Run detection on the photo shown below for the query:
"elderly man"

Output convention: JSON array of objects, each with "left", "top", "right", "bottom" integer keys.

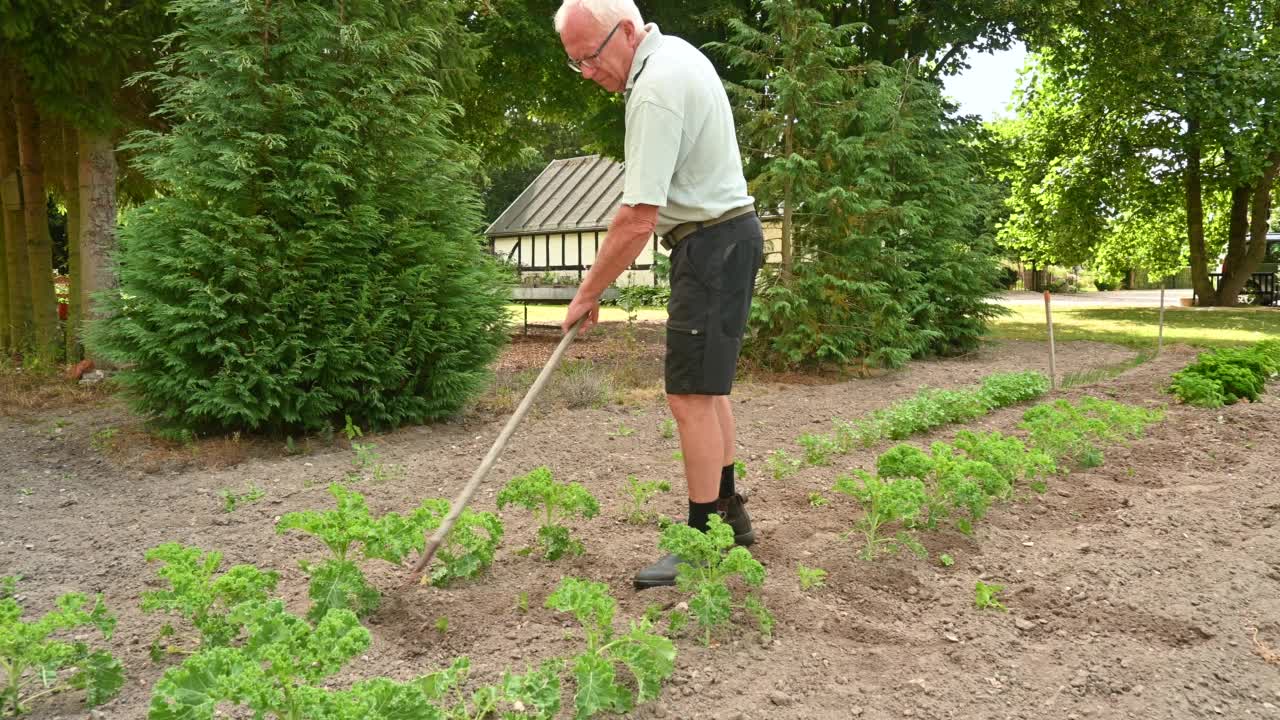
[{"left": 554, "top": 0, "right": 764, "bottom": 588}]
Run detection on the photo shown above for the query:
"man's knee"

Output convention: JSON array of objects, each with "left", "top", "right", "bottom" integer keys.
[{"left": 667, "top": 393, "right": 715, "bottom": 424}]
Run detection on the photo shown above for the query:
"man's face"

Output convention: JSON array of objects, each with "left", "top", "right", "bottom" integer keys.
[{"left": 559, "top": 6, "right": 637, "bottom": 94}]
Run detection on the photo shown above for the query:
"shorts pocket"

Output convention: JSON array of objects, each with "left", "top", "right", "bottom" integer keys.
[{"left": 665, "top": 323, "right": 707, "bottom": 395}]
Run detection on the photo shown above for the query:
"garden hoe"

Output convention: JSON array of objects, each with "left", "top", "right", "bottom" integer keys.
[{"left": 403, "top": 315, "right": 586, "bottom": 587}]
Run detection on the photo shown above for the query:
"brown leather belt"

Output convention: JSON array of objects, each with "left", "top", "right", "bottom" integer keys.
[{"left": 660, "top": 204, "right": 756, "bottom": 251}]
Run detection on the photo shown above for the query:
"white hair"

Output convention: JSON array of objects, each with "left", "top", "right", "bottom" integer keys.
[{"left": 554, "top": 0, "right": 643, "bottom": 34}]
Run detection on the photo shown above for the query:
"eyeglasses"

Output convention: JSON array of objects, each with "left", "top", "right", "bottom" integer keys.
[{"left": 567, "top": 21, "right": 622, "bottom": 73}]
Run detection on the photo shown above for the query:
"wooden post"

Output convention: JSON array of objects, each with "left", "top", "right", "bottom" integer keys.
[
  {"left": 1157, "top": 282, "right": 1166, "bottom": 354},
  {"left": 1044, "top": 290, "right": 1057, "bottom": 390}
]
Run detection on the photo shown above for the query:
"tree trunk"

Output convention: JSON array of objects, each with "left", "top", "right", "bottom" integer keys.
[
  {"left": 78, "top": 129, "right": 118, "bottom": 368},
  {"left": 0, "top": 63, "right": 32, "bottom": 351},
  {"left": 12, "top": 70, "right": 59, "bottom": 361},
  {"left": 0, "top": 200, "right": 8, "bottom": 353},
  {"left": 1183, "top": 122, "right": 1215, "bottom": 305},
  {"left": 62, "top": 125, "right": 80, "bottom": 362},
  {"left": 781, "top": 112, "right": 793, "bottom": 279},
  {"left": 1215, "top": 152, "right": 1280, "bottom": 305}
]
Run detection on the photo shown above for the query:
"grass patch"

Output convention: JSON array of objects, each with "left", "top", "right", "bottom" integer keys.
[
  {"left": 506, "top": 304, "right": 668, "bottom": 327},
  {"left": 1060, "top": 350, "right": 1155, "bottom": 388},
  {"left": 0, "top": 366, "right": 113, "bottom": 417},
  {"left": 988, "top": 305, "right": 1280, "bottom": 349}
]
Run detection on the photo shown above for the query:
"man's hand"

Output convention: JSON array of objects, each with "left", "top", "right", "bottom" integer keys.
[{"left": 563, "top": 292, "right": 600, "bottom": 335}]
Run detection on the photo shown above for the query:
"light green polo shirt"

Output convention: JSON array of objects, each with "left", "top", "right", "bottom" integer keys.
[{"left": 621, "top": 24, "right": 753, "bottom": 237}]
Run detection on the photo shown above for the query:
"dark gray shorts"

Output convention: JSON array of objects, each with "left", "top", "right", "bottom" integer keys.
[{"left": 664, "top": 213, "right": 764, "bottom": 395}]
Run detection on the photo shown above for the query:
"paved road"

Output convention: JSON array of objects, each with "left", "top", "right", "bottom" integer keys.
[{"left": 998, "top": 289, "right": 1195, "bottom": 307}]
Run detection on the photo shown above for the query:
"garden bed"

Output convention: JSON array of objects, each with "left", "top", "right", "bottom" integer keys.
[{"left": 2, "top": 337, "right": 1278, "bottom": 719}]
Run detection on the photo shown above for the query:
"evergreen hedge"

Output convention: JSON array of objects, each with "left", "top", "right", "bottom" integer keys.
[{"left": 90, "top": 0, "right": 508, "bottom": 434}]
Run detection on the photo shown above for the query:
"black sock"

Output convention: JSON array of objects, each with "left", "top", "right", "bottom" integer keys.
[
  {"left": 688, "top": 499, "right": 718, "bottom": 532},
  {"left": 719, "top": 463, "right": 736, "bottom": 498}
]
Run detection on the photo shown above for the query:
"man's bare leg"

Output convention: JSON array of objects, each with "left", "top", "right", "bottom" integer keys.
[
  {"left": 667, "top": 393, "right": 721, "bottom": 503},
  {"left": 713, "top": 395, "right": 735, "bottom": 469}
]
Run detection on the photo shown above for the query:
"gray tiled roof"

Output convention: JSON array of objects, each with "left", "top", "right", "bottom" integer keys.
[{"left": 485, "top": 155, "right": 623, "bottom": 238}]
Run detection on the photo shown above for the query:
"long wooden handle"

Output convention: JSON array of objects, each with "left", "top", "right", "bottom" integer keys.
[{"left": 406, "top": 317, "right": 585, "bottom": 583}]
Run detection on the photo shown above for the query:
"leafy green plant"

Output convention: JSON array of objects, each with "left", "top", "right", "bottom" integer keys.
[
  {"left": 951, "top": 430, "right": 1056, "bottom": 490},
  {"left": 658, "top": 418, "right": 676, "bottom": 439},
  {"left": 939, "top": 553, "right": 955, "bottom": 567},
  {"left": 1170, "top": 341, "right": 1280, "bottom": 407},
  {"left": 1, "top": 576, "right": 123, "bottom": 716},
  {"left": 832, "top": 470, "right": 927, "bottom": 560},
  {"left": 658, "top": 516, "right": 770, "bottom": 644},
  {"left": 797, "top": 432, "right": 838, "bottom": 465},
  {"left": 608, "top": 423, "right": 635, "bottom": 438},
  {"left": 219, "top": 484, "right": 265, "bottom": 513},
  {"left": 415, "top": 656, "right": 563, "bottom": 720},
  {"left": 807, "top": 492, "right": 829, "bottom": 508},
  {"left": 148, "top": 600, "right": 461, "bottom": 719},
  {"left": 496, "top": 467, "right": 599, "bottom": 560},
  {"left": 278, "top": 484, "right": 502, "bottom": 620},
  {"left": 343, "top": 416, "right": 400, "bottom": 482},
  {"left": 974, "top": 580, "right": 1007, "bottom": 611},
  {"left": 1020, "top": 398, "right": 1163, "bottom": 469},
  {"left": 767, "top": 449, "right": 802, "bottom": 480},
  {"left": 435, "top": 617, "right": 449, "bottom": 634},
  {"left": 975, "top": 371, "right": 1052, "bottom": 409},
  {"left": 876, "top": 443, "right": 1008, "bottom": 534},
  {"left": 141, "top": 544, "right": 279, "bottom": 657},
  {"left": 733, "top": 459, "right": 747, "bottom": 480},
  {"left": 624, "top": 476, "right": 670, "bottom": 525},
  {"left": 796, "top": 565, "right": 827, "bottom": 591},
  {"left": 545, "top": 577, "right": 676, "bottom": 718},
  {"left": 89, "top": 427, "right": 117, "bottom": 453}
]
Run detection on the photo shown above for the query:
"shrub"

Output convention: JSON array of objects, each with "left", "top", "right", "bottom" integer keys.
[{"left": 89, "top": 0, "right": 509, "bottom": 435}]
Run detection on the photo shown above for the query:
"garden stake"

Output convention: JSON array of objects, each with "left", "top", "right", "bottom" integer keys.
[
  {"left": 1158, "top": 283, "right": 1166, "bottom": 354},
  {"left": 405, "top": 315, "right": 586, "bottom": 585},
  {"left": 1044, "top": 290, "right": 1057, "bottom": 389}
]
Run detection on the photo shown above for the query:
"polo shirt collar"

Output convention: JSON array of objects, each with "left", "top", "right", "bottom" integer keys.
[{"left": 626, "top": 23, "right": 663, "bottom": 93}]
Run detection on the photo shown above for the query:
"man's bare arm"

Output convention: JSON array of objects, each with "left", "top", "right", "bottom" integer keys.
[{"left": 562, "top": 203, "right": 659, "bottom": 332}]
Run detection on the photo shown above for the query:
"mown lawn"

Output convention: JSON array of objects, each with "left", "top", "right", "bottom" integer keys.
[{"left": 986, "top": 305, "right": 1280, "bottom": 349}]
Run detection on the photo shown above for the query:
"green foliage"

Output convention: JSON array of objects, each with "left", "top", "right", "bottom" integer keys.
[
  {"left": 496, "top": 467, "right": 599, "bottom": 560},
  {"left": 658, "top": 516, "right": 769, "bottom": 645},
  {"left": 278, "top": 485, "right": 502, "bottom": 620},
  {"left": 825, "top": 371, "right": 1049, "bottom": 453},
  {"left": 877, "top": 443, "right": 1008, "bottom": 533},
  {"left": 832, "top": 471, "right": 928, "bottom": 561},
  {"left": 624, "top": 477, "right": 670, "bottom": 525},
  {"left": 974, "top": 581, "right": 1007, "bottom": 611},
  {"left": 766, "top": 450, "right": 802, "bottom": 480},
  {"left": 1020, "top": 398, "right": 1163, "bottom": 469},
  {"left": 796, "top": 565, "right": 827, "bottom": 591},
  {"left": 1170, "top": 340, "right": 1280, "bottom": 407},
  {"left": 939, "top": 553, "right": 955, "bottom": 567},
  {"left": 219, "top": 484, "right": 264, "bottom": 513},
  {"left": 997, "top": 2, "right": 1279, "bottom": 302},
  {"left": 545, "top": 578, "right": 676, "bottom": 719},
  {"left": 807, "top": 492, "right": 829, "bottom": 508},
  {"left": 89, "top": 0, "right": 510, "bottom": 435},
  {"left": 951, "top": 430, "right": 1057, "bottom": 489},
  {"left": 658, "top": 418, "right": 675, "bottom": 440},
  {"left": 0, "top": 577, "right": 123, "bottom": 716},
  {"left": 141, "top": 544, "right": 279, "bottom": 653},
  {"left": 797, "top": 433, "right": 838, "bottom": 466},
  {"left": 714, "top": 3, "right": 1004, "bottom": 370}
]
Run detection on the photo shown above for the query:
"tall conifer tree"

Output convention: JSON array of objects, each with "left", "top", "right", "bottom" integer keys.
[{"left": 90, "top": 0, "right": 509, "bottom": 434}]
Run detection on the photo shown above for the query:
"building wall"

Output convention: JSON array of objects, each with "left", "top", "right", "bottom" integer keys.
[{"left": 489, "top": 218, "right": 784, "bottom": 288}]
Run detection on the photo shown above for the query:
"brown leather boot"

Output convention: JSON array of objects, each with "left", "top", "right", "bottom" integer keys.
[{"left": 717, "top": 493, "right": 755, "bottom": 546}]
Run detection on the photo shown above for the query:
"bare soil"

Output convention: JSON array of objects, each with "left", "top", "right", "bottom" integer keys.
[{"left": 2, "top": 331, "right": 1278, "bottom": 720}]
